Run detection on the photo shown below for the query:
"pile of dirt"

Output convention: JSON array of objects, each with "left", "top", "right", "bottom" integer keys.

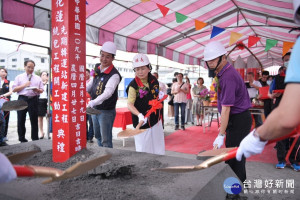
[{"left": 2, "top": 140, "right": 227, "bottom": 200}]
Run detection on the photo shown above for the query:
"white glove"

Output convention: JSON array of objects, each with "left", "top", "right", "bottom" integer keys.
[
  {"left": 87, "top": 100, "right": 95, "bottom": 108},
  {"left": 138, "top": 113, "right": 147, "bottom": 126},
  {"left": 0, "top": 153, "right": 17, "bottom": 183},
  {"left": 236, "top": 130, "right": 268, "bottom": 161},
  {"left": 158, "top": 91, "right": 165, "bottom": 100},
  {"left": 213, "top": 134, "right": 225, "bottom": 149}
]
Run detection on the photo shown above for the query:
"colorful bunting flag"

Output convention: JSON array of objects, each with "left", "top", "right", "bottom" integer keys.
[
  {"left": 210, "top": 26, "right": 225, "bottom": 39},
  {"left": 265, "top": 39, "right": 278, "bottom": 52},
  {"left": 195, "top": 20, "right": 207, "bottom": 31},
  {"left": 282, "top": 41, "right": 295, "bottom": 56},
  {"left": 248, "top": 36, "right": 260, "bottom": 48},
  {"left": 175, "top": 12, "right": 188, "bottom": 23},
  {"left": 156, "top": 4, "right": 169, "bottom": 17},
  {"left": 237, "top": 41, "right": 245, "bottom": 50},
  {"left": 229, "top": 32, "right": 243, "bottom": 46}
]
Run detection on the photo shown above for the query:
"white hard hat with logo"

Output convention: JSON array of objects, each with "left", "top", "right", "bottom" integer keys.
[
  {"left": 294, "top": 0, "right": 300, "bottom": 24},
  {"left": 101, "top": 41, "right": 117, "bottom": 55},
  {"left": 203, "top": 41, "right": 227, "bottom": 61},
  {"left": 132, "top": 54, "right": 150, "bottom": 69}
]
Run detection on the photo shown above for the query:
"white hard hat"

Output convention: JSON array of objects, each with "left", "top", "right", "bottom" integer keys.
[
  {"left": 203, "top": 41, "right": 227, "bottom": 61},
  {"left": 293, "top": 0, "right": 300, "bottom": 24},
  {"left": 101, "top": 41, "right": 117, "bottom": 55},
  {"left": 132, "top": 54, "right": 150, "bottom": 69}
]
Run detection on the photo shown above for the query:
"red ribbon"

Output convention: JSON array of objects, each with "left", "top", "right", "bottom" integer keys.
[{"left": 145, "top": 95, "right": 168, "bottom": 118}]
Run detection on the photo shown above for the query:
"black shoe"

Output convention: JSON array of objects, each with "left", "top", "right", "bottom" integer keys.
[
  {"left": 39, "top": 136, "right": 44, "bottom": 139},
  {"left": 181, "top": 126, "right": 185, "bottom": 130},
  {"left": 0, "top": 142, "right": 8, "bottom": 146},
  {"left": 175, "top": 125, "right": 179, "bottom": 130},
  {"left": 87, "top": 139, "right": 94, "bottom": 143},
  {"left": 20, "top": 139, "right": 28, "bottom": 143}
]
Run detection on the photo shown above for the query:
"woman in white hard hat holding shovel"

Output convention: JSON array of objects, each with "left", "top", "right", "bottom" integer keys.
[
  {"left": 237, "top": 0, "right": 300, "bottom": 172},
  {"left": 126, "top": 54, "right": 165, "bottom": 155}
]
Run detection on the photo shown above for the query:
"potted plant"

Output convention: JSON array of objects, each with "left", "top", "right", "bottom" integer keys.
[{"left": 199, "top": 88, "right": 215, "bottom": 106}]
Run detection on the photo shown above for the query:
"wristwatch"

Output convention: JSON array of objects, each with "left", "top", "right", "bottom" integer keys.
[{"left": 219, "top": 133, "right": 225, "bottom": 136}]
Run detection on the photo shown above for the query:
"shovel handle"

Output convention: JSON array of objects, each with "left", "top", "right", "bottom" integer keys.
[
  {"left": 14, "top": 165, "right": 35, "bottom": 177},
  {"left": 136, "top": 120, "right": 144, "bottom": 130},
  {"left": 222, "top": 128, "right": 299, "bottom": 162}
]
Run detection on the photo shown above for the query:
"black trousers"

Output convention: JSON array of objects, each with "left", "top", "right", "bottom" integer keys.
[
  {"left": 225, "top": 110, "right": 252, "bottom": 182},
  {"left": 263, "top": 99, "right": 272, "bottom": 118},
  {"left": 3, "top": 111, "right": 10, "bottom": 137},
  {"left": 17, "top": 95, "right": 39, "bottom": 141},
  {"left": 276, "top": 137, "right": 300, "bottom": 164}
]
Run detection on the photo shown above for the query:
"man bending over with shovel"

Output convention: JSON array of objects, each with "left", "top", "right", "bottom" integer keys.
[{"left": 204, "top": 41, "right": 252, "bottom": 183}]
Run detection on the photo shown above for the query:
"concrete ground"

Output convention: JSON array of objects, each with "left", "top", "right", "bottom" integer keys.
[{"left": 1, "top": 98, "right": 299, "bottom": 199}]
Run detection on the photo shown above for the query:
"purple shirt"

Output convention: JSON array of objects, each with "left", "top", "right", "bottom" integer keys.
[
  {"left": 12, "top": 73, "right": 43, "bottom": 96},
  {"left": 217, "top": 63, "right": 251, "bottom": 115}
]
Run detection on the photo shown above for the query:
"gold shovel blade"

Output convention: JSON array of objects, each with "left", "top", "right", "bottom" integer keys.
[
  {"left": 7, "top": 149, "right": 41, "bottom": 164},
  {"left": 153, "top": 165, "right": 205, "bottom": 173},
  {"left": 197, "top": 147, "right": 236, "bottom": 157},
  {"left": 117, "top": 129, "right": 146, "bottom": 138},
  {"left": 43, "top": 154, "right": 112, "bottom": 184},
  {"left": 2, "top": 100, "right": 28, "bottom": 111},
  {"left": 154, "top": 152, "right": 228, "bottom": 173},
  {"left": 86, "top": 107, "right": 101, "bottom": 115}
]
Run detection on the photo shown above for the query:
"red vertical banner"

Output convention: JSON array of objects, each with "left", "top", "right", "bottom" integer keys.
[
  {"left": 51, "top": 0, "right": 86, "bottom": 162},
  {"left": 236, "top": 68, "right": 245, "bottom": 81}
]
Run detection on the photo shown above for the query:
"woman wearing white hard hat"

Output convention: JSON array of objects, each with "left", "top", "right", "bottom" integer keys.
[
  {"left": 204, "top": 40, "right": 252, "bottom": 183},
  {"left": 237, "top": 0, "right": 300, "bottom": 172},
  {"left": 86, "top": 41, "right": 122, "bottom": 148},
  {"left": 126, "top": 54, "right": 165, "bottom": 155}
]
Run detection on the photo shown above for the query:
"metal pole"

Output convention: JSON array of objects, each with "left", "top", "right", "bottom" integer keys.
[{"left": 47, "top": 11, "right": 52, "bottom": 140}]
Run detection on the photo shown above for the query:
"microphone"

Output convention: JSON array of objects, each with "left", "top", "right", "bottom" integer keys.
[{"left": 27, "top": 74, "right": 32, "bottom": 88}]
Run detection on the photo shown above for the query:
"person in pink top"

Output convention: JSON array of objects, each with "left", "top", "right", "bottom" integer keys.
[
  {"left": 12, "top": 60, "right": 43, "bottom": 143},
  {"left": 171, "top": 73, "right": 189, "bottom": 130},
  {"left": 185, "top": 77, "right": 194, "bottom": 125}
]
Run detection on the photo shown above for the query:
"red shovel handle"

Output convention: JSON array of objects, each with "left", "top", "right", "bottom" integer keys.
[
  {"left": 222, "top": 128, "right": 299, "bottom": 162},
  {"left": 223, "top": 148, "right": 238, "bottom": 161},
  {"left": 14, "top": 165, "right": 35, "bottom": 177}
]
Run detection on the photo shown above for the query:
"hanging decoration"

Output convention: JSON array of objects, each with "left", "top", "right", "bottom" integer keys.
[
  {"left": 210, "top": 26, "right": 225, "bottom": 39},
  {"left": 265, "top": 39, "right": 278, "bottom": 52},
  {"left": 156, "top": 4, "right": 169, "bottom": 17},
  {"left": 282, "top": 41, "right": 295, "bottom": 56},
  {"left": 236, "top": 41, "right": 245, "bottom": 50},
  {"left": 195, "top": 20, "right": 207, "bottom": 31},
  {"left": 175, "top": 12, "right": 188, "bottom": 23},
  {"left": 229, "top": 32, "right": 243, "bottom": 46},
  {"left": 248, "top": 36, "right": 261, "bottom": 48},
  {"left": 147, "top": 1, "right": 295, "bottom": 53}
]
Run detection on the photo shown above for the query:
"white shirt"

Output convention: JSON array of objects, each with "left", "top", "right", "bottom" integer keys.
[
  {"left": 39, "top": 83, "right": 48, "bottom": 99},
  {"left": 158, "top": 81, "right": 167, "bottom": 95},
  {"left": 247, "top": 80, "right": 262, "bottom": 98},
  {"left": 86, "top": 66, "right": 120, "bottom": 107}
]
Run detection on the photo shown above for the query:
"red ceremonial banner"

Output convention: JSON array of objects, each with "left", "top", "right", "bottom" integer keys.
[{"left": 51, "top": 0, "right": 86, "bottom": 162}]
